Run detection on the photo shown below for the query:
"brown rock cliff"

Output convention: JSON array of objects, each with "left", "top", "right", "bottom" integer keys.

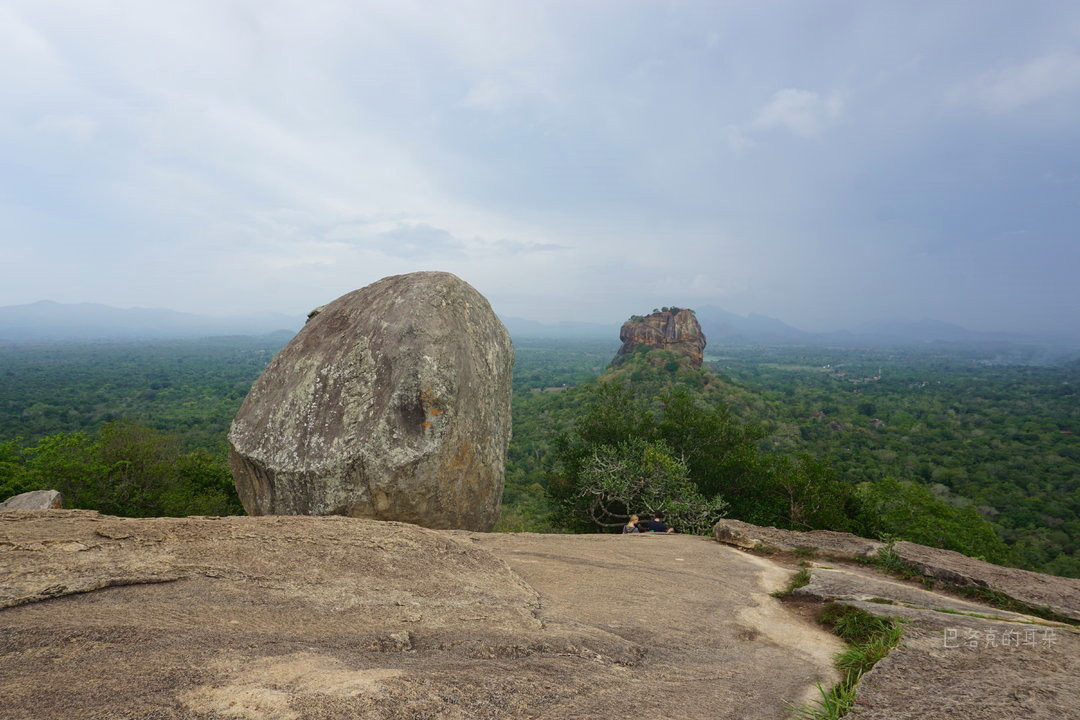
[{"left": 615, "top": 308, "right": 706, "bottom": 367}]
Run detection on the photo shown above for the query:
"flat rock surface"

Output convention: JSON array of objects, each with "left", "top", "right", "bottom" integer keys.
[
  {"left": 469, "top": 532, "right": 843, "bottom": 719},
  {"left": 713, "top": 519, "right": 1080, "bottom": 621},
  {"left": 845, "top": 602, "right": 1080, "bottom": 719},
  {"left": 792, "top": 566, "right": 1037, "bottom": 623},
  {"left": 891, "top": 541, "right": 1080, "bottom": 622},
  {"left": 1, "top": 510, "right": 841, "bottom": 720}
]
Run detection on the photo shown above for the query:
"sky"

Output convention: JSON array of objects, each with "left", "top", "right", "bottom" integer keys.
[{"left": 2, "top": 1, "right": 1079, "bottom": 334}]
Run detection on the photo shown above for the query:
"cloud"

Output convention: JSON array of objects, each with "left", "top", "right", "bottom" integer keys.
[
  {"left": 487, "top": 239, "right": 569, "bottom": 255},
  {"left": 751, "top": 88, "right": 845, "bottom": 138},
  {"left": 0, "top": 5, "right": 56, "bottom": 65},
  {"left": 35, "top": 114, "right": 99, "bottom": 144},
  {"left": 2, "top": 1, "right": 1079, "bottom": 336},
  {"left": 460, "top": 76, "right": 558, "bottom": 111},
  {"left": 371, "top": 223, "right": 464, "bottom": 258},
  {"left": 952, "top": 53, "right": 1080, "bottom": 112}
]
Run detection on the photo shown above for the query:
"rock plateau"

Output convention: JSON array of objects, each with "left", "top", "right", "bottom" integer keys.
[
  {"left": 615, "top": 308, "right": 706, "bottom": 367},
  {"left": 2, "top": 510, "right": 1078, "bottom": 719},
  {"left": 228, "top": 271, "right": 513, "bottom": 531}
]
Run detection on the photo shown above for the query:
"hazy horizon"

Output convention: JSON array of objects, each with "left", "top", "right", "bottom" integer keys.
[{"left": 4, "top": 2, "right": 1079, "bottom": 336}]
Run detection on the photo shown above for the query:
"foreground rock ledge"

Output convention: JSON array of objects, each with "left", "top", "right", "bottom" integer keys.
[
  {"left": 713, "top": 518, "right": 1080, "bottom": 622},
  {"left": 228, "top": 271, "right": 513, "bottom": 531},
  {"left": 0, "top": 510, "right": 841, "bottom": 720}
]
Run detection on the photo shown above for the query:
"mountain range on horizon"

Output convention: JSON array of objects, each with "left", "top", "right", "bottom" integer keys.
[
  {"left": 0, "top": 299, "right": 1076, "bottom": 350},
  {"left": 0, "top": 300, "right": 305, "bottom": 342}
]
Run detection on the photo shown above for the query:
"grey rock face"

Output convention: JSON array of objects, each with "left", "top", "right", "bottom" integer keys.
[
  {"left": 228, "top": 271, "right": 513, "bottom": 531},
  {"left": 0, "top": 490, "right": 62, "bottom": 510}
]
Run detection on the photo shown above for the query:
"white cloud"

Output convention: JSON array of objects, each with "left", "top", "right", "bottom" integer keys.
[
  {"left": 460, "top": 76, "right": 558, "bottom": 111},
  {"left": 752, "top": 88, "right": 845, "bottom": 138},
  {"left": 0, "top": 5, "right": 56, "bottom": 65},
  {"left": 35, "top": 114, "right": 99, "bottom": 143},
  {"left": 953, "top": 53, "right": 1080, "bottom": 112},
  {"left": 2, "top": 1, "right": 1078, "bottom": 333}
]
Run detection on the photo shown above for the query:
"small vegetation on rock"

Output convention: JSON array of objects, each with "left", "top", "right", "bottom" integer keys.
[
  {"left": 771, "top": 567, "right": 812, "bottom": 598},
  {"left": 790, "top": 603, "right": 904, "bottom": 720}
]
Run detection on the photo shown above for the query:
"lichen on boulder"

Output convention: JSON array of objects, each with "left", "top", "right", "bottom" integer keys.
[{"left": 228, "top": 271, "right": 513, "bottom": 531}]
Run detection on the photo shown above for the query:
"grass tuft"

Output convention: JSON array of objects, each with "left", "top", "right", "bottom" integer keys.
[
  {"left": 862, "top": 543, "right": 924, "bottom": 581},
  {"left": 771, "top": 568, "right": 812, "bottom": 598},
  {"left": 786, "top": 603, "right": 904, "bottom": 719},
  {"left": 789, "top": 681, "right": 857, "bottom": 720}
]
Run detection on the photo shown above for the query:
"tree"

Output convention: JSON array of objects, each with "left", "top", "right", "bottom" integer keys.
[
  {"left": 853, "top": 478, "right": 1009, "bottom": 563},
  {"left": 2, "top": 422, "right": 243, "bottom": 517},
  {"left": 655, "top": 387, "right": 766, "bottom": 502},
  {"left": 576, "top": 439, "right": 727, "bottom": 534}
]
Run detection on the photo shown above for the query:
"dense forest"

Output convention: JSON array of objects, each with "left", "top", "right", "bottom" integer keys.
[{"left": 1, "top": 335, "right": 1077, "bottom": 578}]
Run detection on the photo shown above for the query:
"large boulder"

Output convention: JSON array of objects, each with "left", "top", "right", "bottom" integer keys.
[
  {"left": 614, "top": 308, "right": 706, "bottom": 367},
  {"left": 0, "top": 489, "right": 62, "bottom": 510},
  {"left": 228, "top": 271, "right": 513, "bottom": 531}
]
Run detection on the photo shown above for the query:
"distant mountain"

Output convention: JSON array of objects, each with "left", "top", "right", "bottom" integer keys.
[
  {"left": 696, "top": 308, "right": 1076, "bottom": 349},
  {"left": 4, "top": 300, "right": 1073, "bottom": 352},
  {"left": 693, "top": 306, "right": 811, "bottom": 344},
  {"left": 503, "top": 308, "right": 811, "bottom": 344},
  {"left": 0, "top": 301, "right": 304, "bottom": 342},
  {"left": 500, "top": 316, "right": 615, "bottom": 340},
  {"left": 847, "top": 318, "right": 1031, "bottom": 344}
]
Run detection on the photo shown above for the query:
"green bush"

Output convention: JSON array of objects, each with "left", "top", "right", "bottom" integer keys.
[
  {"left": 0, "top": 421, "right": 243, "bottom": 517},
  {"left": 853, "top": 478, "right": 1010, "bottom": 564}
]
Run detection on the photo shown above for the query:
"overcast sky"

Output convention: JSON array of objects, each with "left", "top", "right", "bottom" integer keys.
[{"left": 3, "top": 1, "right": 1079, "bottom": 333}]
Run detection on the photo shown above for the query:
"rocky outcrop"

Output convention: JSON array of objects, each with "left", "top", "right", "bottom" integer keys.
[
  {"left": 0, "top": 489, "right": 62, "bottom": 510},
  {"left": 0, "top": 510, "right": 842, "bottom": 720},
  {"left": 788, "top": 564, "right": 1080, "bottom": 720},
  {"left": 713, "top": 518, "right": 1080, "bottom": 622},
  {"left": 713, "top": 518, "right": 884, "bottom": 558},
  {"left": 3, "top": 511, "right": 1077, "bottom": 719},
  {"left": 614, "top": 308, "right": 706, "bottom": 367},
  {"left": 717, "top": 518, "right": 1080, "bottom": 719},
  {"left": 228, "top": 271, "right": 513, "bottom": 531}
]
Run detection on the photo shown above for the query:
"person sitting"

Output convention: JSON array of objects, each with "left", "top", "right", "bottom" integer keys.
[
  {"left": 645, "top": 513, "right": 675, "bottom": 533},
  {"left": 622, "top": 514, "right": 641, "bottom": 533}
]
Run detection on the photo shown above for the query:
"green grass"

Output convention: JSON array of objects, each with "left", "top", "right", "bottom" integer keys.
[
  {"left": 951, "top": 586, "right": 1074, "bottom": 625},
  {"left": 862, "top": 544, "right": 924, "bottom": 581},
  {"left": 789, "top": 682, "right": 858, "bottom": 720},
  {"left": 771, "top": 568, "right": 812, "bottom": 598},
  {"left": 786, "top": 603, "right": 904, "bottom": 719}
]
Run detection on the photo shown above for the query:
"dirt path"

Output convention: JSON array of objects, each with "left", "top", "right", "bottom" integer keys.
[{"left": 471, "top": 532, "right": 843, "bottom": 720}]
